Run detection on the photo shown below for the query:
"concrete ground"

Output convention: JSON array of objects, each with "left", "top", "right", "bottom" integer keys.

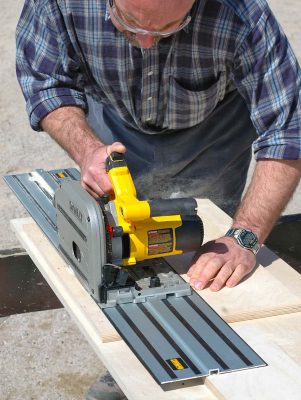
[
  {"left": 0, "top": 310, "right": 105, "bottom": 400},
  {"left": 0, "top": 1, "right": 300, "bottom": 399}
]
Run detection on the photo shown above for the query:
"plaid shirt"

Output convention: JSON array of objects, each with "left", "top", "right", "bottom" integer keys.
[{"left": 16, "top": 0, "right": 301, "bottom": 159}]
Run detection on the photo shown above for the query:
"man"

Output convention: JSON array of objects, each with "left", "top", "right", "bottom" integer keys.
[{"left": 16, "top": 0, "right": 301, "bottom": 294}]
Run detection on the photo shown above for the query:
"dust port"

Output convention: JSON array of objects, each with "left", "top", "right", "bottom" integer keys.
[{"left": 72, "top": 241, "right": 81, "bottom": 262}]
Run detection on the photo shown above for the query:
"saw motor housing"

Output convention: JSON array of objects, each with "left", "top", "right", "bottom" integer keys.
[{"left": 105, "top": 153, "right": 203, "bottom": 265}]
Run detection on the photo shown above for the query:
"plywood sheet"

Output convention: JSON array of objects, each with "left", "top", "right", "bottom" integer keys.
[
  {"left": 206, "top": 325, "right": 301, "bottom": 400},
  {"left": 170, "top": 199, "right": 301, "bottom": 322},
  {"left": 200, "top": 265, "right": 301, "bottom": 322},
  {"left": 10, "top": 216, "right": 301, "bottom": 400},
  {"left": 10, "top": 218, "right": 216, "bottom": 400},
  {"left": 240, "top": 312, "right": 301, "bottom": 365}
]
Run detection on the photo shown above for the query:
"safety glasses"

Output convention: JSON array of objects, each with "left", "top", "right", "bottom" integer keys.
[{"left": 108, "top": 0, "right": 192, "bottom": 38}]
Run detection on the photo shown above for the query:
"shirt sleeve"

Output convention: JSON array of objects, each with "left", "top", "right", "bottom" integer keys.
[
  {"left": 232, "top": 4, "right": 301, "bottom": 160},
  {"left": 16, "top": 0, "right": 88, "bottom": 131}
]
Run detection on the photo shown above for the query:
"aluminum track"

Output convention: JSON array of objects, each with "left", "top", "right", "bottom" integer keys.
[
  {"left": 104, "top": 292, "right": 265, "bottom": 385},
  {"left": 4, "top": 169, "right": 266, "bottom": 386},
  {"left": 4, "top": 168, "right": 80, "bottom": 248}
]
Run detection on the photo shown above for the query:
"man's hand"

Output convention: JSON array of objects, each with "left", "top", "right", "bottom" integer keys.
[
  {"left": 80, "top": 141, "right": 126, "bottom": 198},
  {"left": 187, "top": 236, "right": 256, "bottom": 291},
  {"left": 41, "top": 106, "right": 126, "bottom": 198},
  {"left": 188, "top": 159, "right": 301, "bottom": 292}
]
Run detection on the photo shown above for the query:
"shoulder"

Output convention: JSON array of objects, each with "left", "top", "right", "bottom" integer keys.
[
  {"left": 195, "top": 0, "right": 269, "bottom": 29},
  {"left": 27, "top": 0, "right": 62, "bottom": 21},
  {"left": 217, "top": 0, "right": 269, "bottom": 29}
]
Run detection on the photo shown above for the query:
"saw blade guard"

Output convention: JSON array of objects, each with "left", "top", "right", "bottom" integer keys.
[{"left": 54, "top": 180, "right": 108, "bottom": 299}]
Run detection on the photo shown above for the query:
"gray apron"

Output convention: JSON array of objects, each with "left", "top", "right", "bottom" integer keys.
[{"left": 87, "top": 90, "right": 257, "bottom": 216}]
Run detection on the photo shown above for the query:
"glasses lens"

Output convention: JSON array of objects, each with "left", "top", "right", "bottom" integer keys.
[{"left": 109, "top": 0, "right": 191, "bottom": 37}]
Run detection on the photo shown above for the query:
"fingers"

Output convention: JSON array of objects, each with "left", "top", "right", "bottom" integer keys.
[
  {"left": 189, "top": 255, "right": 223, "bottom": 290},
  {"left": 205, "top": 262, "right": 252, "bottom": 291},
  {"left": 189, "top": 259, "right": 250, "bottom": 291},
  {"left": 226, "top": 264, "right": 253, "bottom": 288},
  {"left": 80, "top": 141, "right": 126, "bottom": 197},
  {"left": 81, "top": 162, "right": 110, "bottom": 197},
  {"left": 106, "top": 142, "right": 126, "bottom": 155},
  {"left": 190, "top": 259, "right": 255, "bottom": 291},
  {"left": 209, "top": 261, "right": 234, "bottom": 291},
  {"left": 81, "top": 179, "right": 104, "bottom": 198},
  {"left": 187, "top": 238, "right": 257, "bottom": 292}
]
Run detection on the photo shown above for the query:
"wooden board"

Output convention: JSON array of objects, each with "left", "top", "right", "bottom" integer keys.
[
  {"left": 169, "top": 251, "right": 301, "bottom": 323},
  {"left": 11, "top": 218, "right": 216, "bottom": 400},
  {"left": 241, "top": 312, "right": 301, "bottom": 367},
  {"left": 207, "top": 324, "right": 301, "bottom": 400},
  {"left": 10, "top": 209, "right": 301, "bottom": 400}
]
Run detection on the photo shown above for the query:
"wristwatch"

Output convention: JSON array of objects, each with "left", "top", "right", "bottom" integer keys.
[{"left": 225, "top": 228, "right": 261, "bottom": 255}]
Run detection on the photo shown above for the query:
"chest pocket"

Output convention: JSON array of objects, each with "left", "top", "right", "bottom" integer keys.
[{"left": 164, "top": 75, "right": 225, "bottom": 130}]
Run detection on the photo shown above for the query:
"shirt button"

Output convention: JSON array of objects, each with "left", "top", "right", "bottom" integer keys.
[{"left": 147, "top": 71, "right": 153, "bottom": 76}]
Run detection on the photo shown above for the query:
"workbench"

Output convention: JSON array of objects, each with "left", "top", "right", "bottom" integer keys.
[{"left": 11, "top": 199, "right": 301, "bottom": 400}]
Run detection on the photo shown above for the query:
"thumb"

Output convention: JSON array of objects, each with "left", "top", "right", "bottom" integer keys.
[{"left": 106, "top": 141, "right": 126, "bottom": 155}]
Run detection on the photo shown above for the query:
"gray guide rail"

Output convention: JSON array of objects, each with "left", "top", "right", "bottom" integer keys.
[
  {"left": 104, "top": 292, "right": 266, "bottom": 385},
  {"left": 4, "top": 168, "right": 80, "bottom": 247},
  {"left": 4, "top": 169, "right": 266, "bottom": 386}
]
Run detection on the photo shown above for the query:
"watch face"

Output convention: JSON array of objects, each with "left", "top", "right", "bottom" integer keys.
[{"left": 239, "top": 230, "right": 257, "bottom": 248}]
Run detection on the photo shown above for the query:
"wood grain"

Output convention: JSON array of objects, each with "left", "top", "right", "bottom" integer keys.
[{"left": 206, "top": 325, "right": 301, "bottom": 400}]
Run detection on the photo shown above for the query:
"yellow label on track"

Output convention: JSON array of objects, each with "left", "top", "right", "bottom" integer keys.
[
  {"left": 167, "top": 358, "right": 188, "bottom": 370},
  {"left": 56, "top": 171, "right": 67, "bottom": 178}
]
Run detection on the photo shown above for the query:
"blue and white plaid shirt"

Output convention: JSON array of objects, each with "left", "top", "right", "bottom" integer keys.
[{"left": 16, "top": 0, "right": 301, "bottom": 159}]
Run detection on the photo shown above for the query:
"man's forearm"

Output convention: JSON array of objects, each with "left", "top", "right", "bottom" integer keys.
[
  {"left": 41, "top": 106, "right": 126, "bottom": 197},
  {"left": 233, "top": 158, "right": 301, "bottom": 243},
  {"left": 40, "top": 106, "right": 104, "bottom": 166}
]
